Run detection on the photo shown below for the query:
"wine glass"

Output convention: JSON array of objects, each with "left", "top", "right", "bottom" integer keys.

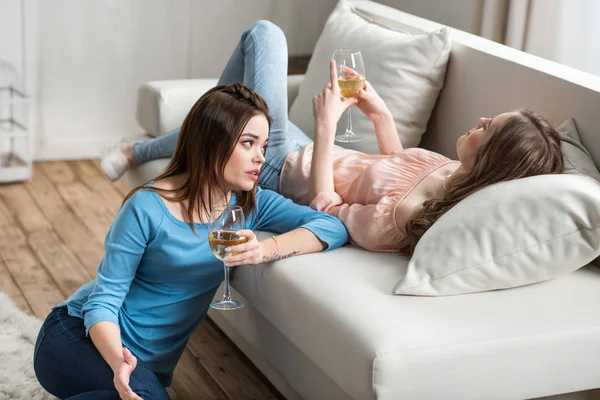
[
  {"left": 332, "top": 49, "right": 366, "bottom": 143},
  {"left": 208, "top": 205, "right": 247, "bottom": 310}
]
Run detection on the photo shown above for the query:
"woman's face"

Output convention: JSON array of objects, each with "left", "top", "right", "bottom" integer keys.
[
  {"left": 223, "top": 114, "right": 270, "bottom": 192},
  {"left": 456, "top": 112, "right": 516, "bottom": 170}
]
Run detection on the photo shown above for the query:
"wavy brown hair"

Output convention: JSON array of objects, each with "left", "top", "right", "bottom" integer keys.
[
  {"left": 401, "top": 109, "right": 563, "bottom": 256},
  {"left": 124, "top": 83, "right": 271, "bottom": 231}
]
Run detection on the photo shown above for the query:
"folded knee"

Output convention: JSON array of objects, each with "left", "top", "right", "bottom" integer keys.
[{"left": 245, "top": 20, "right": 285, "bottom": 44}]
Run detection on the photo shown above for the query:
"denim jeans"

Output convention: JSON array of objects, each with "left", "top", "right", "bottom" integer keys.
[
  {"left": 34, "top": 307, "right": 170, "bottom": 400},
  {"left": 133, "top": 20, "right": 312, "bottom": 193}
]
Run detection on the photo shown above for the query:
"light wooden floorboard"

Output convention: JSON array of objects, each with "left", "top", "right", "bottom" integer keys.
[
  {"left": 0, "top": 183, "right": 92, "bottom": 295},
  {"left": 171, "top": 348, "right": 229, "bottom": 400},
  {"left": 187, "top": 320, "right": 281, "bottom": 400},
  {"left": 27, "top": 164, "right": 104, "bottom": 278},
  {"left": 0, "top": 257, "right": 34, "bottom": 315},
  {"left": 0, "top": 240, "right": 66, "bottom": 319},
  {"left": 72, "top": 160, "right": 126, "bottom": 211},
  {"left": 90, "top": 159, "right": 131, "bottom": 198}
]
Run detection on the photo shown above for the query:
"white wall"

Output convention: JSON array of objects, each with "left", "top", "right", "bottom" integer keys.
[
  {"left": 188, "top": 0, "right": 338, "bottom": 77},
  {"left": 36, "top": 0, "right": 193, "bottom": 160},
  {"left": 0, "top": 0, "right": 23, "bottom": 80},
  {"left": 1, "top": 0, "right": 338, "bottom": 161}
]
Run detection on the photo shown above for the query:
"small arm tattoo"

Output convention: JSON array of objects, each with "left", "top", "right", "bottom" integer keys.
[{"left": 262, "top": 250, "right": 300, "bottom": 263}]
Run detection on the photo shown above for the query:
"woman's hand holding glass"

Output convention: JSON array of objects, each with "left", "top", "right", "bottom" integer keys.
[
  {"left": 223, "top": 229, "right": 265, "bottom": 266},
  {"left": 354, "top": 79, "right": 390, "bottom": 121},
  {"left": 331, "top": 49, "right": 365, "bottom": 143},
  {"left": 312, "top": 60, "right": 358, "bottom": 132},
  {"left": 208, "top": 206, "right": 266, "bottom": 311},
  {"left": 336, "top": 64, "right": 389, "bottom": 122},
  {"left": 209, "top": 205, "right": 249, "bottom": 310}
]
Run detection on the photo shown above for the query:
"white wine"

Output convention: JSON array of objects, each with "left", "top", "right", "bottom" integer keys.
[
  {"left": 338, "top": 75, "right": 365, "bottom": 99},
  {"left": 209, "top": 230, "right": 248, "bottom": 260}
]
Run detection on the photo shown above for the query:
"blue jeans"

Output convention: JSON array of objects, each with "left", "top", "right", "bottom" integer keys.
[
  {"left": 133, "top": 20, "right": 312, "bottom": 192},
  {"left": 34, "top": 307, "right": 170, "bottom": 400}
]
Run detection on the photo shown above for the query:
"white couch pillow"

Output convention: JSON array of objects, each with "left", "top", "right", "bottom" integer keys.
[
  {"left": 288, "top": 0, "right": 451, "bottom": 154},
  {"left": 393, "top": 174, "right": 600, "bottom": 296}
]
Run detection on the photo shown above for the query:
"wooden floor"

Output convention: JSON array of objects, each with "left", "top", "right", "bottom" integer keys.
[{"left": 0, "top": 160, "right": 283, "bottom": 400}]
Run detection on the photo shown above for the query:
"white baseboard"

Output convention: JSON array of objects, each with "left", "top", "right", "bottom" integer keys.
[{"left": 33, "top": 134, "right": 150, "bottom": 161}]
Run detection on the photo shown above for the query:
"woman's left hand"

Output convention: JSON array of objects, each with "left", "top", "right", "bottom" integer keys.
[
  {"left": 224, "top": 230, "right": 264, "bottom": 266},
  {"left": 355, "top": 80, "right": 390, "bottom": 121}
]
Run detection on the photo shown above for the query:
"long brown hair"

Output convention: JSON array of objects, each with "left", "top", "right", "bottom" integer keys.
[
  {"left": 124, "top": 83, "right": 271, "bottom": 231},
  {"left": 402, "top": 109, "right": 563, "bottom": 256}
]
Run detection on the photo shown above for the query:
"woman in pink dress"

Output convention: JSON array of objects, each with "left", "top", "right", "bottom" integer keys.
[
  {"left": 280, "top": 60, "right": 563, "bottom": 254},
  {"left": 102, "top": 22, "right": 563, "bottom": 256}
]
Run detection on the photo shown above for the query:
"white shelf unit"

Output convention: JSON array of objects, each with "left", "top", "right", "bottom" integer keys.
[
  {"left": 0, "top": 0, "right": 35, "bottom": 183},
  {"left": 0, "top": 75, "right": 32, "bottom": 183}
]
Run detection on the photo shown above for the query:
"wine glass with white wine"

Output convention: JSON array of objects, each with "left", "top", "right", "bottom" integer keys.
[
  {"left": 332, "top": 49, "right": 365, "bottom": 143},
  {"left": 208, "top": 205, "right": 247, "bottom": 310}
]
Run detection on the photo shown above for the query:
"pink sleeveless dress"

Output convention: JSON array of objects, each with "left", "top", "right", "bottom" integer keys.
[{"left": 279, "top": 144, "right": 454, "bottom": 252}]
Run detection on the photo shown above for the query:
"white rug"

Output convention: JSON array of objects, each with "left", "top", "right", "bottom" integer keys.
[{"left": 0, "top": 292, "right": 55, "bottom": 400}]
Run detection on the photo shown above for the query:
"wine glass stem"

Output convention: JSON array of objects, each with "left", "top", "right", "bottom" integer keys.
[
  {"left": 346, "top": 106, "right": 354, "bottom": 135},
  {"left": 223, "top": 261, "right": 232, "bottom": 301}
]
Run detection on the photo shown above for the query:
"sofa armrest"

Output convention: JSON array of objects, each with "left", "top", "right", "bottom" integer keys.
[
  {"left": 286, "top": 74, "right": 304, "bottom": 112},
  {"left": 136, "top": 78, "right": 218, "bottom": 137},
  {"left": 136, "top": 75, "right": 305, "bottom": 137}
]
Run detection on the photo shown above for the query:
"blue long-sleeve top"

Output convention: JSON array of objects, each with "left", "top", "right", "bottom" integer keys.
[{"left": 58, "top": 186, "right": 348, "bottom": 382}]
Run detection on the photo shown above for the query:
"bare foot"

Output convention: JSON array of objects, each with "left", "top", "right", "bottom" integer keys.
[{"left": 119, "top": 143, "right": 139, "bottom": 166}]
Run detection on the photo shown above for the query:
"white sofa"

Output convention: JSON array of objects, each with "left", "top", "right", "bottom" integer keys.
[{"left": 124, "top": 2, "right": 600, "bottom": 399}]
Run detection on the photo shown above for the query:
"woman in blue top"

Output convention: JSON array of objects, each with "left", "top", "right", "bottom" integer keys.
[{"left": 32, "top": 28, "right": 349, "bottom": 400}]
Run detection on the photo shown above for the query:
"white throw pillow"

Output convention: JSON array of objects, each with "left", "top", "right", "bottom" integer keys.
[
  {"left": 393, "top": 174, "right": 600, "bottom": 296},
  {"left": 288, "top": 0, "right": 451, "bottom": 155}
]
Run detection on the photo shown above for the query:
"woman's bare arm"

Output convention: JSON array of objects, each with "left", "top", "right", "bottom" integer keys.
[
  {"left": 309, "top": 122, "right": 337, "bottom": 200},
  {"left": 372, "top": 110, "right": 402, "bottom": 155},
  {"left": 89, "top": 322, "right": 126, "bottom": 372},
  {"left": 354, "top": 80, "right": 402, "bottom": 155},
  {"left": 309, "top": 60, "right": 357, "bottom": 201},
  {"left": 260, "top": 227, "right": 326, "bottom": 262}
]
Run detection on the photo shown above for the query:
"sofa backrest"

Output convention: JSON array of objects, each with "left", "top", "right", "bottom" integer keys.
[{"left": 354, "top": 1, "right": 600, "bottom": 168}]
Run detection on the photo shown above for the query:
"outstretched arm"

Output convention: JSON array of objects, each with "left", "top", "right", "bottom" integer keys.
[
  {"left": 222, "top": 187, "right": 349, "bottom": 266},
  {"left": 309, "top": 60, "right": 357, "bottom": 201},
  {"left": 224, "top": 226, "right": 326, "bottom": 266}
]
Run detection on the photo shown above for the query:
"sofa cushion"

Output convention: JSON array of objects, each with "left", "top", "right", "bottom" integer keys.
[
  {"left": 288, "top": 0, "right": 451, "bottom": 155},
  {"left": 559, "top": 118, "right": 600, "bottom": 181},
  {"left": 394, "top": 174, "right": 600, "bottom": 296},
  {"left": 231, "top": 237, "right": 600, "bottom": 399}
]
